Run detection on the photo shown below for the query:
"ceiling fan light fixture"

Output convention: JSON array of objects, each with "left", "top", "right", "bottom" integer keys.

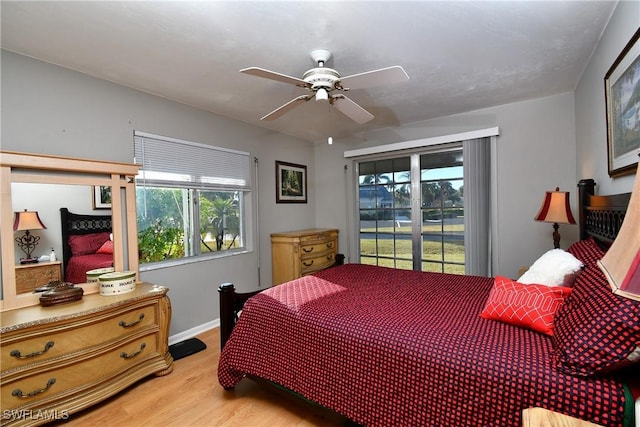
[
  {"left": 315, "top": 88, "right": 329, "bottom": 102},
  {"left": 241, "top": 49, "right": 409, "bottom": 123}
]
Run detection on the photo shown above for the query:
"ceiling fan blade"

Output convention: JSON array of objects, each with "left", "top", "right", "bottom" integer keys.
[
  {"left": 331, "top": 95, "right": 374, "bottom": 124},
  {"left": 240, "top": 67, "right": 309, "bottom": 88},
  {"left": 260, "top": 94, "right": 312, "bottom": 121},
  {"left": 339, "top": 66, "right": 409, "bottom": 90}
]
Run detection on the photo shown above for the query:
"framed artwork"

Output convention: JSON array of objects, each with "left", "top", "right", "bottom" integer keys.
[
  {"left": 92, "top": 185, "right": 112, "bottom": 209},
  {"left": 276, "top": 160, "right": 307, "bottom": 203},
  {"left": 605, "top": 28, "right": 640, "bottom": 178}
]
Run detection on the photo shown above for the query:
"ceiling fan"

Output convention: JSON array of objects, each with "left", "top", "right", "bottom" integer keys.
[{"left": 240, "top": 49, "right": 409, "bottom": 124}]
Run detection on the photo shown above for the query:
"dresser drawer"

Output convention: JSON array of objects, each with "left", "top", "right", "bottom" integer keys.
[
  {"left": 300, "top": 239, "right": 337, "bottom": 258},
  {"left": 14, "top": 262, "right": 62, "bottom": 295},
  {"left": 1, "top": 303, "right": 157, "bottom": 372},
  {"left": 1, "top": 334, "right": 158, "bottom": 412},
  {"left": 301, "top": 252, "right": 337, "bottom": 274},
  {"left": 299, "top": 231, "right": 336, "bottom": 245}
]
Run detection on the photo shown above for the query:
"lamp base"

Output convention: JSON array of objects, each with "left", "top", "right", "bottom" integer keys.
[
  {"left": 19, "top": 257, "right": 39, "bottom": 264},
  {"left": 552, "top": 222, "right": 561, "bottom": 249}
]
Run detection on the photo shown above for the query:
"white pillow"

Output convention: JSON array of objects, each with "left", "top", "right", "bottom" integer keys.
[{"left": 518, "top": 249, "right": 583, "bottom": 287}]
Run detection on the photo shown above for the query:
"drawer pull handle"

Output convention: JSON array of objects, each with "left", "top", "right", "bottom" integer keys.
[
  {"left": 12, "top": 378, "right": 56, "bottom": 398},
  {"left": 10, "top": 341, "right": 55, "bottom": 359},
  {"left": 327, "top": 242, "right": 334, "bottom": 248},
  {"left": 120, "top": 343, "right": 146, "bottom": 359},
  {"left": 302, "top": 247, "right": 314, "bottom": 253},
  {"left": 303, "top": 260, "right": 314, "bottom": 267},
  {"left": 119, "top": 313, "right": 145, "bottom": 328},
  {"left": 327, "top": 254, "right": 334, "bottom": 260}
]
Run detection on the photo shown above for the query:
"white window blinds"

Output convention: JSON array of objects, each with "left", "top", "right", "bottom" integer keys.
[{"left": 133, "top": 131, "right": 251, "bottom": 191}]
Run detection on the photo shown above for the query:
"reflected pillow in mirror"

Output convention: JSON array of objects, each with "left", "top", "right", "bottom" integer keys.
[
  {"left": 68, "top": 232, "right": 111, "bottom": 256},
  {"left": 96, "top": 239, "right": 114, "bottom": 254}
]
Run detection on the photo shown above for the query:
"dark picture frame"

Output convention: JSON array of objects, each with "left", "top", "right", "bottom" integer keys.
[
  {"left": 605, "top": 28, "right": 640, "bottom": 178},
  {"left": 276, "top": 161, "right": 307, "bottom": 203},
  {"left": 92, "top": 185, "right": 112, "bottom": 209}
]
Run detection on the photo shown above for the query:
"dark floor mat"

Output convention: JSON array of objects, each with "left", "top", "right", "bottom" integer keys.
[{"left": 169, "top": 337, "right": 207, "bottom": 361}]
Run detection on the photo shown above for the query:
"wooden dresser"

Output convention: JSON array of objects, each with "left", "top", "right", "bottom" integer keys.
[
  {"left": 271, "top": 228, "right": 338, "bottom": 285},
  {"left": 14, "top": 262, "right": 62, "bottom": 295},
  {"left": 0, "top": 283, "right": 173, "bottom": 426}
]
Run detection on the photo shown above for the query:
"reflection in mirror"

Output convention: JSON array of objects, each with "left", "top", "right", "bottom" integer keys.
[{"left": 11, "top": 183, "right": 113, "bottom": 289}]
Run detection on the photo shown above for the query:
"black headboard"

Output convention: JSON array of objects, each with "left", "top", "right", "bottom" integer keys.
[
  {"left": 60, "top": 208, "right": 112, "bottom": 271},
  {"left": 577, "top": 179, "right": 632, "bottom": 245}
]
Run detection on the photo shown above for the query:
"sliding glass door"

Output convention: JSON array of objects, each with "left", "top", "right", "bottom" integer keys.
[
  {"left": 420, "top": 150, "right": 464, "bottom": 273},
  {"left": 358, "top": 146, "right": 465, "bottom": 274},
  {"left": 359, "top": 157, "right": 413, "bottom": 269}
]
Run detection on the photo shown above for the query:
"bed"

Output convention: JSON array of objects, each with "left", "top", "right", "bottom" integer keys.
[
  {"left": 60, "top": 207, "right": 114, "bottom": 283},
  {"left": 217, "top": 178, "right": 638, "bottom": 427}
]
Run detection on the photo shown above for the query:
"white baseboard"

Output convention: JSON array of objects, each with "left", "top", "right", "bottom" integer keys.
[{"left": 168, "top": 319, "right": 220, "bottom": 346}]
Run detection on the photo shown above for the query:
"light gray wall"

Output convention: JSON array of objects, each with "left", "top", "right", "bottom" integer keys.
[
  {"left": 315, "top": 92, "right": 578, "bottom": 279},
  {"left": 1, "top": 50, "right": 316, "bottom": 336},
  {"left": 575, "top": 0, "right": 639, "bottom": 194}
]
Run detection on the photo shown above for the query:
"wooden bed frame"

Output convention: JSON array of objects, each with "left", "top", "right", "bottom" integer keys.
[
  {"left": 219, "top": 179, "right": 631, "bottom": 351},
  {"left": 60, "top": 207, "right": 112, "bottom": 274},
  {"left": 577, "top": 179, "right": 631, "bottom": 243}
]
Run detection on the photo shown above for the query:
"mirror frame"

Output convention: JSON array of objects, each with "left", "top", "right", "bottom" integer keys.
[{"left": 1, "top": 151, "right": 140, "bottom": 311}]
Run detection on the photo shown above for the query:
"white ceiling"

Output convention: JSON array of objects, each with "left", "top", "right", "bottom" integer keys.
[{"left": 1, "top": 1, "right": 617, "bottom": 144}]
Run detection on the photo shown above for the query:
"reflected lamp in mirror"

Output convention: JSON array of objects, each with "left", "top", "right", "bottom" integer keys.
[
  {"left": 13, "top": 209, "right": 47, "bottom": 264},
  {"left": 534, "top": 187, "right": 576, "bottom": 249},
  {"left": 598, "top": 166, "right": 640, "bottom": 301}
]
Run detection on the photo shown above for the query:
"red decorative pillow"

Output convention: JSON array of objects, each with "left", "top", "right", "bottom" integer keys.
[
  {"left": 68, "top": 232, "right": 111, "bottom": 256},
  {"left": 480, "top": 276, "right": 572, "bottom": 336},
  {"left": 96, "top": 239, "right": 114, "bottom": 254},
  {"left": 551, "top": 260, "right": 640, "bottom": 377}
]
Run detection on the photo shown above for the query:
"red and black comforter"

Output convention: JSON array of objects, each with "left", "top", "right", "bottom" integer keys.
[{"left": 218, "top": 264, "right": 629, "bottom": 426}]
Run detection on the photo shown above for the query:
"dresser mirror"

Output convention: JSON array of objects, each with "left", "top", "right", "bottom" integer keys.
[
  {"left": 0, "top": 151, "right": 140, "bottom": 311},
  {"left": 11, "top": 183, "right": 114, "bottom": 289}
]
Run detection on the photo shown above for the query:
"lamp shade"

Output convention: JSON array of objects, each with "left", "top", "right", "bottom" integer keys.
[
  {"left": 534, "top": 188, "right": 576, "bottom": 224},
  {"left": 13, "top": 210, "right": 47, "bottom": 231},
  {"left": 598, "top": 165, "right": 640, "bottom": 301}
]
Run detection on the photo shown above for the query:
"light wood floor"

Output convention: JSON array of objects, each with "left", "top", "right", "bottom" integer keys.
[{"left": 53, "top": 328, "right": 343, "bottom": 427}]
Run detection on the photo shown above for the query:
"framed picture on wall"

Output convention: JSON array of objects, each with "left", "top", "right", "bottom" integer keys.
[
  {"left": 276, "top": 160, "right": 307, "bottom": 203},
  {"left": 605, "top": 28, "right": 640, "bottom": 178},
  {"left": 92, "top": 185, "right": 112, "bottom": 209}
]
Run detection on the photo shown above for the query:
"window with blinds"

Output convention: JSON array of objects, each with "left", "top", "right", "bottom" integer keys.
[{"left": 133, "top": 131, "right": 251, "bottom": 265}]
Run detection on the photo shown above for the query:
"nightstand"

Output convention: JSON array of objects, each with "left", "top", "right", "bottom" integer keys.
[
  {"left": 522, "top": 407, "right": 603, "bottom": 427},
  {"left": 15, "top": 260, "right": 62, "bottom": 294}
]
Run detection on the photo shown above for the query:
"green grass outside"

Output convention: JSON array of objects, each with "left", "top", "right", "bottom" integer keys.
[
  {"left": 361, "top": 224, "right": 464, "bottom": 233},
  {"left": 360, "top": 231, "right": 465, "bottom": 275}
]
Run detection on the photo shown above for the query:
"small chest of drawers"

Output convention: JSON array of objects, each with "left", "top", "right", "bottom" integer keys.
[
  {"left": 14, "top": 262, "right": 62, "bottom": 294},
  {"left": 271, "top": 228, "right": 338, "bottom": 285},
  {"left": 0, "top": 283, "right": 173, "bottom": 426}
]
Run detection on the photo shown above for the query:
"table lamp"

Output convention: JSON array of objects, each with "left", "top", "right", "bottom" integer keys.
[
  {"left": 534, "top": 187, "right": 576, "bottom": 249},
  {"left": 13, "top": 209, "right": 47, "bottom": 264}
]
